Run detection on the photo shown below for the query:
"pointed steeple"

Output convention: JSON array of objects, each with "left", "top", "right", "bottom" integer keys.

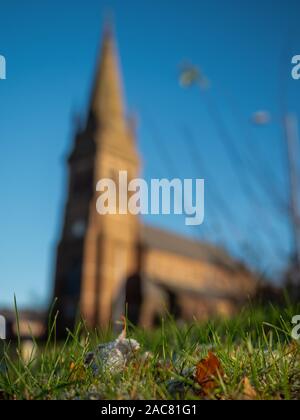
[{"left": 90, "top": 23, "right": 125, "bottom": 130}]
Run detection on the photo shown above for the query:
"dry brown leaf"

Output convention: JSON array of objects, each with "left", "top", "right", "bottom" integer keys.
[
  {"left": 195, "top": 351, "right": 224, "bottom": 395},
  {"left": 69, "top": 361, "right": 86, "bottom": 380},
  {"left": 242, "top": 377, "right": 257, "bottom": 400}
]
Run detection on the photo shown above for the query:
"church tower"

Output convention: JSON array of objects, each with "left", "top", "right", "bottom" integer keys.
[{"left": 53, "top": 25, "right": 140, "bottom": 333}]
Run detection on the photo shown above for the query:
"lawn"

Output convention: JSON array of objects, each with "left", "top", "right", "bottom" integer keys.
[{"left": 1, "top": 302, "right": 300, "bottom": 400}]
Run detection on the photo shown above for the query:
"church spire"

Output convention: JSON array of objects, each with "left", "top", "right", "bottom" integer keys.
[{"left": 90, "top": 23, "right": 125, "bottom": 129}]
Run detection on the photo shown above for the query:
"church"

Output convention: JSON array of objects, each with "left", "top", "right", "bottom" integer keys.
[{"left": 53, "top": 25, "right": 257, "bottom": 334}]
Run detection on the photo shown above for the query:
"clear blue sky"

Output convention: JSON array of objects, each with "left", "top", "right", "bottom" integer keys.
[{"left": 0, "top": 0, "right": 300, "bottom": 308}]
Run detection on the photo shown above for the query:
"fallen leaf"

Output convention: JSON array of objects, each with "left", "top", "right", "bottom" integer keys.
[
  {"left": 195, "top": 352, "right": 223, "bottom": 395},
  {"left": 242, "top": 377, "right": 257, "bottom": 400},
  {"left": 69, "top": 361, "right": 86, "bottom": 380}
]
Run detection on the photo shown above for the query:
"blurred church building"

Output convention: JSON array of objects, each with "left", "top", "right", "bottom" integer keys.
[{"left": 53, "top": 25, "right": 257, "bottom": 333}]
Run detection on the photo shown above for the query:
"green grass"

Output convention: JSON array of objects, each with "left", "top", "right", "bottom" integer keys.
[{"left": 1, "top": 303, "right": 300, "bottom": 400}]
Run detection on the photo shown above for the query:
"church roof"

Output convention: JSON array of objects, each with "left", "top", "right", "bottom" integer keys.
[
  {"left": 141, "top": 224, "right": 244, "bottom": 272},
  {"left": 141, "top": 224, "right": 257, "bottom": 300}
]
